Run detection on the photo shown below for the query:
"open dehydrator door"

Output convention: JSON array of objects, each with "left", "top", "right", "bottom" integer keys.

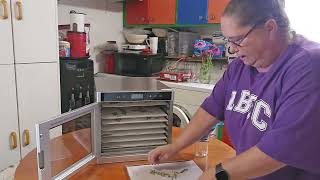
[{"left": 35, "top": 102, "right": 100, "bottom": 180}]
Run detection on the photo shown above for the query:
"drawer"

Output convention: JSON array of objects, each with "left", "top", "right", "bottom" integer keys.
[{"left": 174, "top": 88, "right": 210, "bottom": 106}]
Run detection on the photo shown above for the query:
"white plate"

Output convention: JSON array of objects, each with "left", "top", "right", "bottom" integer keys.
[{"left": 127, "top": 160, "right": 203, "bottom": 180}]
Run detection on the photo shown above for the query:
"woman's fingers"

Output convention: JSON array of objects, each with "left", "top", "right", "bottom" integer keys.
[{"left": 148, "top": 147, "right": 162, "bottom": 164}]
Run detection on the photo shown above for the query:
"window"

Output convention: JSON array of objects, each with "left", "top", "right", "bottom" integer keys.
[{"left": 285, "top": 1, "right": 320, "bottom": 42}]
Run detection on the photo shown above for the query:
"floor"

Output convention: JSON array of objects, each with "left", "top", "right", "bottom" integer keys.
[{"left": 0, "top": 163, "right": 18, "bottom": 180}]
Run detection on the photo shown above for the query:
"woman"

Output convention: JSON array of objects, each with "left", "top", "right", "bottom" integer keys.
[{"left": 148, "top": 0, "right": 320, "bottom": 179}]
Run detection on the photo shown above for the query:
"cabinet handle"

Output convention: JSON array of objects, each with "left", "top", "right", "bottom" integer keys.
[
  {"left": 9, "top": 132, "right": 18, "bottom": 150},
  {"left": 23, "top": 129, "right": 30, "bottom": 147},
  {"left": 140, "top": 17, "right": 146, "bottom": 22},
  {"left": 198, "top": 16, "right": 203, "bottom": 20},
  {"left": 0, "top": 0, "right": 8, "bottom": 20},
  {"left": 16, "top": 0, "right": 23, "bottom": 20},
  {"left": 210, "top": 15, "right": 215, "bottom": 20}
]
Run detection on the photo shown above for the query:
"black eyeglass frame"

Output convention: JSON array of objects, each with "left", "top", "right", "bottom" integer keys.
[{"left": 223, "top": 23, "right": 259, "bottom": 47}]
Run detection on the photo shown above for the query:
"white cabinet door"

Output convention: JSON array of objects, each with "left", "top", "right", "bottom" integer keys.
[
  {"left": 16, "top": 62, "right": 61, "bottom": 157},
  {"left": 174, "top": 88, "right": 210, "bottom": 107},
  {"left": 0, "top": 0, "right": 14, "bottom": 65},
  {"left": 0, "top": 65, "right": 20, "bottom": 171},
  {"left": 10, "top": 0, "right": 59, "bottom": 63}
]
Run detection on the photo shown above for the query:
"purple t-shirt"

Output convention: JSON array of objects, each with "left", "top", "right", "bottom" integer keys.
[{"left": 201, "top": 35, "right": 320, "bottom": 180}]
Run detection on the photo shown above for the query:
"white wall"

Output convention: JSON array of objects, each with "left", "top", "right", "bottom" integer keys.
[
  {"left": 58, "top": 0, "right": 124, "bottom": 73},
  {"left": 285, "top": 1, "right": 320, "bottom": 43}
]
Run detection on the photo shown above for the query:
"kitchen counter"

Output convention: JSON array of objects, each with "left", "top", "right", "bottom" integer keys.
[
  {"left": 95, "top": 73, "right": 215, "bottom": 93},
  {"left": 160, "top": 81, "right": 215, "bottom": 93}
]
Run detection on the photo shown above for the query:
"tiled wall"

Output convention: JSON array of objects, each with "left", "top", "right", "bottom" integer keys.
[{"left": 58, "top": 0, "right": 125, "bottom": 73}]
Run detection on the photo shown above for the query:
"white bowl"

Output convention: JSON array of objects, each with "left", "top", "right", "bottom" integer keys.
[
  {"left": 152, "top": 28, "right": 168, "bottom": 37},
  {"left": 124, "top": 34, "right": 148, "bottom": 44}
]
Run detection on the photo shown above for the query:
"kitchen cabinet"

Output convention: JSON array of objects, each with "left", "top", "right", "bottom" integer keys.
[
  {"left": 0, "top": 65, "right": 21, "bottom": 171},
  {"left": 0, "top": 0, "right": 14, "bottom": 65},
  {"left": 174, "top": 88, "right": 210, "bottom": 116},
  {"left": 10, "top": 0, "right": 59, "bottom": 64},
  {"left": 126, "top": 0, "right": 149, "bottom": 24},
  {"left": 16, "top": 63, "right": 61, "bottom": 157},
  {"left": 124, "top": 0, "right": 229, "bottom": 26},
  {"left": 161, "top": 81, "right": 212, "bottom": 128},
  {"left": 125, "top": 0, "right": 176, "bottom": 25},
  {"left": 148, "top": 0, "right": 176, "bottom": 24},
  {"left": 0, "top": 0, "right": 61, "bottom": 171},
  {"left": 177, "top": 0, "right": 208, "bottom": 24},
  {"left": 208, "top": 0, "right": 230, "bottom": 23}
]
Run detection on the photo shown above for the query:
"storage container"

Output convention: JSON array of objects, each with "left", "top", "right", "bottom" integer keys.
[
  {"left": 114, "top": 53, "right": 165, "bottom": 77},
  {"left": 167, "top": 32, "right": 200, "bottom": 57}
]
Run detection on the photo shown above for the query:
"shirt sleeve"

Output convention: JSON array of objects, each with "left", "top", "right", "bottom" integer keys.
[
  {"left": 257, "top": 53, "right": 320, "bottom": 174},
  {"left": 200, "top": 59, "right": 237, "bottom": 121}
]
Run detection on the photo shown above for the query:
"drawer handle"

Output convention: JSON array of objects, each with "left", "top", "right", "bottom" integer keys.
[
  {"left": 0, "top": 0, "right": 8, "bottom": 20},
  {"left": 16, "top": 0, "right": 23, "bottom": 20},
  {"left": 210, "top": 15, "right": 215, "bottom": 20},
  {"left": 9, "top": 132, "right": 18, "bottom": 150},
  {"left": 23, "top": 129, "right": 30, "bottom": 147}
]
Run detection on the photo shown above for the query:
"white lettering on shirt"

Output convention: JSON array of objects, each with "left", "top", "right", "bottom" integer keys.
[
  {"left": 251, "top": 100, "right": 270, "bottom": 131},
  {"left": 226, "top": 90, "right": 271, "bottom": 131},
  {"left": 226, "top": 91, "right": 237, "bottom": 110},
  {"left": 233, "top": 90, "right": 258, "bottom": 114}
]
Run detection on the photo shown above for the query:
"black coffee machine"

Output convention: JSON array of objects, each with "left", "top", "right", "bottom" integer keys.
[{"left": 60, "top": 58, "right": 94, "bottom": 133}]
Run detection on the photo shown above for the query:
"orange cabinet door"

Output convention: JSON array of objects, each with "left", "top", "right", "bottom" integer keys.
[
  {"left": 208, "top": 0, "right": 230, "bottom": 23},
  {"left": 148, "top": 0, "right": 176, "bottom": 24},
  {"left": 126, "top": 0, "right": 149, "bottom": 24}
]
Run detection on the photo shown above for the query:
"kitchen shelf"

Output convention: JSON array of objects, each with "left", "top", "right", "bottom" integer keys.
[
  {"left": 124, "top": 23, "right": 221, "bottom": 28},
  {"left": 165, "top": 56, "right": 228, "bottom": 63}
]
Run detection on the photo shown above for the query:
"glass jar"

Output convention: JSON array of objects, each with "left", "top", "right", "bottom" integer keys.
[
  {"left": 199, "top": 56, "right": 213, "bottom": 84},
  {"left": 194, "top": 134, "right": 209, "bottom": 157}
]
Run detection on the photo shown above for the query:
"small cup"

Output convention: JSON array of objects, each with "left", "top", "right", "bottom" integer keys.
[{"left": 194, "top": 134, "right": 209, "bottom": 157}]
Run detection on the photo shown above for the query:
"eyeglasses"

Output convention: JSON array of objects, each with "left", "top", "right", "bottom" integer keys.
[{"left": 223, "top": 23, "right": 258, "bottom": 47}]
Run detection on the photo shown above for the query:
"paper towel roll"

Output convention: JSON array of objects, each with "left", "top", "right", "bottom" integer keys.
[{"left": 70, "top": 10, "right": 85, "bottom": 32}]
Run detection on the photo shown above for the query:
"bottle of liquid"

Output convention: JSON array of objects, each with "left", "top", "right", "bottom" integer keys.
[
  {"left": 84, "top": 85, "right": 91, "bottom": 105},
  {"left": 68, "top": 88, "right": 76, "bottom": 111},
  {"left": 76, "top": 85, "right": 83, "bottom": 108}
]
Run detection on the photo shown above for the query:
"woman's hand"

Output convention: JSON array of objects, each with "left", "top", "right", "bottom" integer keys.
[{"left": 148, "top": 144, "right": 179, "bottom": 164}]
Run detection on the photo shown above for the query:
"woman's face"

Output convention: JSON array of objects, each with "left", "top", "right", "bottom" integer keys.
[{"left": 221, "top": 16, "right": 271, "bottom": 68}]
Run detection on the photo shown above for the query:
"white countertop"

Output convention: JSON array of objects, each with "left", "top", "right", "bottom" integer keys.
[{"left": 160, "top": 81, "right": 214, "bottom": 93}]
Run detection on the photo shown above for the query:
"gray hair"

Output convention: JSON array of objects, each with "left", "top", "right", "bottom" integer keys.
[{"left": 223, "top": 0, "right": 289, "bottom": 32}]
